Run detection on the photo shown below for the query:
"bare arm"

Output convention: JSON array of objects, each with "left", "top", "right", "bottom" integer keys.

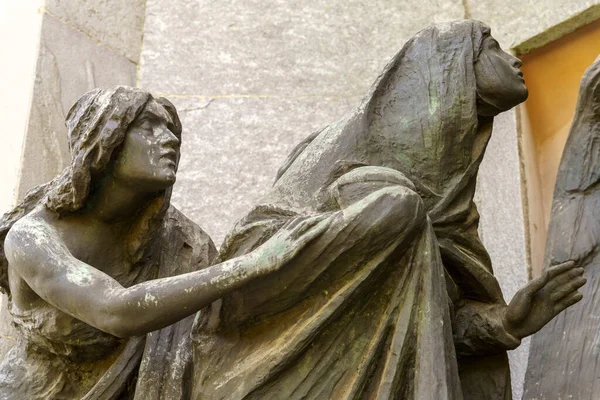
[{"left": 5, "top": 216, "right": 326, "bottom": 338}]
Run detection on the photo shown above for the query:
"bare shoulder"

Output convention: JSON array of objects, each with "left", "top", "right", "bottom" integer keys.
[{"left": 5, "top": 208, "right": 68, "bottom": 269}]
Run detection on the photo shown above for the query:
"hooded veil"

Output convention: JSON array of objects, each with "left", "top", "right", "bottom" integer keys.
[{"left": 191, "top": 21, "right": 517, "bottom": 400}]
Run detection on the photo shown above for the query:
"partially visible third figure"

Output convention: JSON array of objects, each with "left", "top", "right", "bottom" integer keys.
[{"left": 524, "top": 56, "right": 600, "bottom": 400}]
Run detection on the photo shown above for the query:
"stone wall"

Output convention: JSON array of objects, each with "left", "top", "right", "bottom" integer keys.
[
  {"left": 139, "top": 0, "right": 466, "bottom": 245},
  {"left": 16, "top": 0, "right": 145, "bottom": 199}
]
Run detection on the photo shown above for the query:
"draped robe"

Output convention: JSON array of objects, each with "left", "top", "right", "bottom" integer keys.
[{"left": 190, "top": 21, "right": 520, "bottom": 400}]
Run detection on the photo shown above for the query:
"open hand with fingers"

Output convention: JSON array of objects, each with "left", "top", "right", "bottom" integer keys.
[
  {"left": 503, "top": 261, "right": 586, "bottom": 339},
  {"left": 255, "top": 215, "right": 331, "bottom": 274}
]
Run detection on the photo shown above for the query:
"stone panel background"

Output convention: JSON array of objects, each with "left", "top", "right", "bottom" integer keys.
[
  {"left": 167, "top": 95, "right": 361, "bottom": 245},
  {"left": 16, "top": 14, "right": 137, "bottom": 199},
  {"left": 44, "top": 0, "right": 146, "bottom": 61},
  {"left": 468, "top": 0, "right": 600, "bottom": 53}
]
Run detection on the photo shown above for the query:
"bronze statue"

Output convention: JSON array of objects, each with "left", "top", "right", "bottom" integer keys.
[
  {"left": 0, "top": 20, "right": 588, "bottom": 400},
  {"left": 0, "top": 87, "right": 327, "bottom": 399},
  {"left": 189, "top": 20, "right": 585, "bottom": 400},
  {"left": 524, "top": 56, "right": 600, "bottom": 399}
]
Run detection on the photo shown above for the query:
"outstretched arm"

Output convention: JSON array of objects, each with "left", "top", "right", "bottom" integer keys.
[{"left": 5, "top": 215, "right": 327, "bottom": 338}]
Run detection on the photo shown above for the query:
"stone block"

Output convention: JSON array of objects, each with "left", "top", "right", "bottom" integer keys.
[
  {"left": 16, "top": 15, "right": 136, "bottom": 199},
  {"left": 44, "top": 0, "right": 146, "bottom": 61},
  {"left": 140, "top": 0, "right": 465, "bottom": 96},
  {"left": 468, "top": 0, "right": 600, "bottom": 52}
]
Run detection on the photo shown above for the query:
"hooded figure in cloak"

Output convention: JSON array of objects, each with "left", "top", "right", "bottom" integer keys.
[
  {"left": 190, "top": 21, "right": 584, "bottom": 400},
  {"left": 524, "top": 56, "right": 600, "bottom": 399}
]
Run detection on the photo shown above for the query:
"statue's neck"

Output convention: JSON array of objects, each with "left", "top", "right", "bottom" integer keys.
[{"left": 82, "top": 177, "right": 156, "bottom": 225}]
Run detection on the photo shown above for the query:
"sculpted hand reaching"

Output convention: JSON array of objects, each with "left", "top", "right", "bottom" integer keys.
[
  {"left": 252, "top": 215, "right": 331, "bottom": 274},
  {"left": 503, "top": 261, "right": 585, "bottom": 339}
]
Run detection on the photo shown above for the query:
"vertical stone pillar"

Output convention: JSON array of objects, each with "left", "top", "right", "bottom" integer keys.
[
  {"left": 16, "top": 0, "right": 147, "bottom": 198},
  {"left": 0, "top": 0, "right": 147, "bottom": 359},
  {"left": 0, "top": 0, "right": 45, "bottom": 360}
]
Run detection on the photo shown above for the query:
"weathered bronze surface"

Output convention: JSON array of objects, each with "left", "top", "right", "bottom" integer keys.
[
  {"left": 193, "top": 21, "right": 583, "bottom": 400},
  {"left": 0, "top": 20, "right": 587, "bottom": 400},
  {"left": 524, "top": 56, "right": 600, "bottom": 400},
  {"left": 188, "top": 20, "right": 585, "bottom": 400},
  {"left": 0, "top": 87, "right": 326, "bottom": 399}
]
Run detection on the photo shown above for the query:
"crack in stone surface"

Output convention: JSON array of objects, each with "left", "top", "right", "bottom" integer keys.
[{"left": 41, "top": 6, "right": 138, "bottom": 65}]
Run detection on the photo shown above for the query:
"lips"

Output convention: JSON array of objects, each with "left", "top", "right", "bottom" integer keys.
[{"left": 160, "top": 150, "right": 178, "bottom": 164}]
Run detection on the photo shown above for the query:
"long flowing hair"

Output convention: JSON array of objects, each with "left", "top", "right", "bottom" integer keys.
[{"left": 0, "top": 86, "right": 182, "bottom": 295}]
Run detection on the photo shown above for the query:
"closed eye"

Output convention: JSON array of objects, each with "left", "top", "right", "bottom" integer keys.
[{"left": 138, "top": 119, "right": 153, "bottom": 130}]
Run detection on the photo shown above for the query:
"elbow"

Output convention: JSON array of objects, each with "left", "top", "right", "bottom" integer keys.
[
  {"left": 99, "top": 316, "right": 138, "bottom": 339},
  {"left": 94, "top": 295, "right": 145, "bottom": 338}
]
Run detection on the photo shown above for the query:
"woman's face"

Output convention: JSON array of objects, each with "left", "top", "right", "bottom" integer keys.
[
  {"left": 112, "top": 99, "right": 181, "bottom": 192},
  {"left": 474, "top": 35, "right": 529, "bottom": 115}
]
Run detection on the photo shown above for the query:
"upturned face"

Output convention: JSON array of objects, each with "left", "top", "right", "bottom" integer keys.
[
  {"left": 474, "top": 35, "right": 529, "bottom": 115},
  {"left": 112, "top": 99, "right": 181, "bottom": 192}
]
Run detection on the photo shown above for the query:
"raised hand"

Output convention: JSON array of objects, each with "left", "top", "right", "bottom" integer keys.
[{"left": 503, "top": 261, "right": 586, "bottom": 339}]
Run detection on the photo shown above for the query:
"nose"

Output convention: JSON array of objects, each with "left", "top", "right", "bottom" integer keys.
[
  {"left": 510, "top": 55, "right": 523, "bottom": 69},
  {"left": 157, "top": 125, "right": 180, "bottom": 147}
]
